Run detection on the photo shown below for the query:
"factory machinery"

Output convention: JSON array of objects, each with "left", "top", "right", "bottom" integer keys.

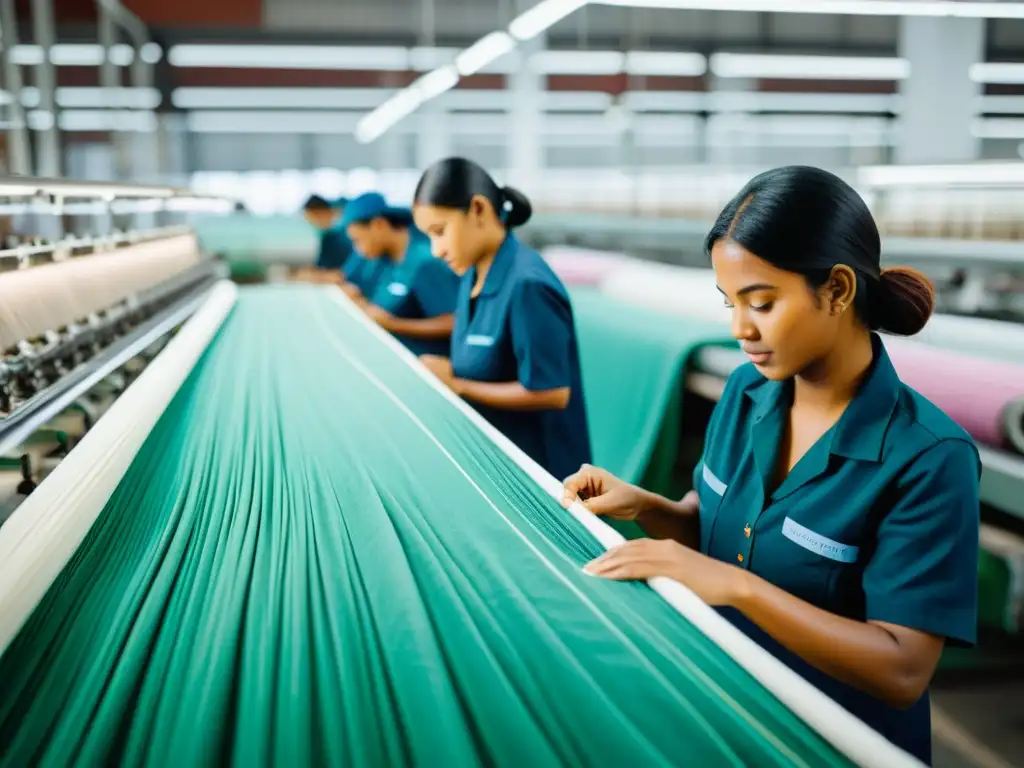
[{"left": 0, "top": 178, "right": 934, "bottom": 767}]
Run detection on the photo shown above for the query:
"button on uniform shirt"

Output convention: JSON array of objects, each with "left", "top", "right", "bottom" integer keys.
[
  {"left": 315, "top": 227, "right": 353, "bottom": 270},
  {"left": 451, "top": 234, "right": 592, "bottom": 483},
  {"left": 367, "top": 234, "right": 459, "bottom": 357},
  {"left": 342, "top": 250, "right": 391, "bottom": 298},
  {"left": 694, "top": 334, "right": 980, "bottom": 766}
]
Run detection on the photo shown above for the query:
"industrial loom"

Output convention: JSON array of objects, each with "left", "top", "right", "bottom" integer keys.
[{"left": 0, "top": 180, "right": 923, "bottom": 768}]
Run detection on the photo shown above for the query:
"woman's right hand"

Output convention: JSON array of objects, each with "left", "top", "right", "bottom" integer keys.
[{"left": 561, "top": 465, "right": 649, "bottom": 521}]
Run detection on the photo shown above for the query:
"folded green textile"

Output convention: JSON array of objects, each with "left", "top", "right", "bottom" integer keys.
[
  {"left": 0, "top": 287, "right": 849, "bottom": 767},
  {"left": 571, "top": 288, "right": 735, "bottom": 537}
]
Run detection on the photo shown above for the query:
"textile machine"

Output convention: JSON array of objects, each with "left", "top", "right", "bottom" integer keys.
[
  {"left": 0, "top": 180, "right": 930, "bottom": 767},
  {"left": 0, "top": 177, "right": 230, "bottom": 517}
]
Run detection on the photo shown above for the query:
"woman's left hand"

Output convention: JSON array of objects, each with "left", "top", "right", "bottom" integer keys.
[
  {"left": 584, "top": 538, "right": 748, "bottom": 607},
  {"left": 365, "top": 304, "right": 394, "bottom": 328}
]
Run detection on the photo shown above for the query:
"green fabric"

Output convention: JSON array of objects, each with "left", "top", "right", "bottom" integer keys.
[
  {"left": 0, "top": 286, "right": 850, "bottom": 768},
  {"left": 571, "top": 287, "right": 734, "bottom": 538},
  {"left": 195, "top": 214, "right": 317, "bottom": 263}
]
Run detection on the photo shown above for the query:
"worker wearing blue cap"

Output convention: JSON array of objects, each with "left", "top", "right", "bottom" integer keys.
[
  {"left": 297, "top": 194, "right": 391, "bottom": 300},
  {"left": 342, "top": 191, "right": 459, "bottom": 357}
]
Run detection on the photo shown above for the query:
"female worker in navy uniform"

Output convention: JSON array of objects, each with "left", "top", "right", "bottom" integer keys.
[
  {"left": 342, "top": 191, "right": 460, "bottom": 357},
  {"left": 412, "top": 157, "right": 592, "bottom": 483},
  {"left": 563, "top": 166, "right": 979, "bottom": 766}
]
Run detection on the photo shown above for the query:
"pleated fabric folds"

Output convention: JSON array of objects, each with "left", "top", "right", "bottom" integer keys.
[{"left": 0, "top": 287, "right": 852, "bottom": 768}]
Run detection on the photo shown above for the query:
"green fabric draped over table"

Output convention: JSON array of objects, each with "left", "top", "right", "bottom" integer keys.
[
  {"left": 0, "top": 287, "right": 851, "bottom": 768},
  {"left": 570, "top": 287, "right": 735, "bottom": 538}
]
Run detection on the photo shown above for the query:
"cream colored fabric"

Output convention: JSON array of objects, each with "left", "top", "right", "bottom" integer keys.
[{"left": 0, "top": 234, "right": 201, "bottom": 350}]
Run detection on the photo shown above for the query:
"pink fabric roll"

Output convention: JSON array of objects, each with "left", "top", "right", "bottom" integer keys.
[
  {"left": 542, "top": 247, "right": 632, "bottom": 286},
  {"left": 885, "top": 337, "right": 1024, "bottom": 452}
]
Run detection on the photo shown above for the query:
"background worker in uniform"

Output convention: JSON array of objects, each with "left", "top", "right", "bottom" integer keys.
[
  {"left": 412, "top": 157, "right": 592, "bottom": 484},
  {"left": 295, "top": 194, "right": 352, "bottom": 282},
  {"left": 563, "top": 165, "right": 980, "bottom": 767},
  {"left": 343, "top": 191, "right": 459, "bottom": 357}
]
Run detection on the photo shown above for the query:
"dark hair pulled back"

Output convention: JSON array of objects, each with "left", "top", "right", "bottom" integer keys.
[
  {"left": 704, "top": 165, "right": 935, "bottom": 336},
  {"left": 413, "top": 156, "right": 532, "bottom": 229},
  {"left": 303, "top": 194, "right": 333, "bottom": 211}
]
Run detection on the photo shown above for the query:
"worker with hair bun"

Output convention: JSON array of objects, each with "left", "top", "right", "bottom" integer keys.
[
  {"left": 342, "top": 191, "right": 459, "bottom": 357},
  {"left": 413, "top": 157, "right": 592, "bottom": 483},
  {"left": 563, "top": 165, "right": 979, "bottom": 767}
]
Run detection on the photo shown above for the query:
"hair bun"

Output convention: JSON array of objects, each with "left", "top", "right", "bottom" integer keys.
[
  {"left": 872, "top": 265, "right": 935, "bottom": 336},
  {"left": 498, "top": 185, "right": 533, "bottom": 229}
]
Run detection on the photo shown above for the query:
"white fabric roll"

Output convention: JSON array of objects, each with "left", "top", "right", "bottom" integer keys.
[
  {"left": 0, "top": 280, "right": 237, "bottom": 655},
  {"left": 0, "top": 234, "right": 201, "bottom": 351}
]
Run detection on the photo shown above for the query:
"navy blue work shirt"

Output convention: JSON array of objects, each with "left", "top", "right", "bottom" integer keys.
[
  {"left": 315, "top": 227, "right": 353, "bottom": 270},
  {"left": 367, "top": 233, "right": 459, "bottom": 357},
  {"left": 342, "top": 251, "right": 391, "bottom": 298},
  {"left": 695, "top": 334, "right": 980, "bottom": 766},
  {"left": 451, "top": 234, "right": 593, "bottom": 483}
]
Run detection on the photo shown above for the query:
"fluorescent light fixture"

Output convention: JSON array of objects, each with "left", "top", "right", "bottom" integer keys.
[
  {"left": 10, "top": 46, "right": 44, "bottom": 65},
  {"left": 168, "top": 44, "right": 410, "bottom": 70},
  {"left": 172, "top": 87, "right": 400, "bottom": 110},
  {"left": 9, "top": 42, "right": 141, "bottom": 66},
  {"left": 58, "top": 109, "right": 158, "bottom": 132},
  {"left": 357, "top": 0, "right": 590, "bottom": 142},
  {"left": 188, "top": 110, "right": 362, "bottom": 134},
  {"left": 592, "top": 0, "right": 1024, "bottom": 19},
  {"left": 509, "top": 0, "right": 587, "bottom": 41},
  {"left": 456, "top": 32, "right": 516, "bottom": 76},
  {"left": 624, "top": 51, "right": 706, "bottom": 77},
  {"left": 56, "top": 86, "right": 161, "bottom": 110},
  {"left": 417, "top": 66, "right": 460, "bottom": 100},
  {"left": 530, "top": 49, "right": 623, "bottom": 75},
  {"left": 858, "top": 162, "right": 1024, "bottom": 186},
  {"left": 26, "top": 110, "right": 54, "bottom": 131},
  {"left": 970, "top": 117, "right": 1024, "bottom": 140},
  {"left": 969, "top": 62, "right": 1024, "bottom": 84},
  {"left": 140, "top": 43, "right": 163, "bottom": 64},
  {"left": 710, "top": 53, "right": 909, "bottom": 80}
]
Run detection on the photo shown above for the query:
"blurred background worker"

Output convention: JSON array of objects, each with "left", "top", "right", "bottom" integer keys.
[
  {"left": 342, "top": 192, "right": 460, "bottom": 356},
  {"left": 414, "top": 158, "right": 592, "bottom": 484},
  {"left": 295, "top": 194, "right": 352, "bottom": 282}
]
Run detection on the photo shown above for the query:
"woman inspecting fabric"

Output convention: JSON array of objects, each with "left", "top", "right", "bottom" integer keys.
[
  {"left": 563, "top": 166, "right": 979, "bottom": 766},
  {"left": 412, "top": 157, "right": 592, "bottom": 483},
  {"left": 341, "top": 191, "right": 460, "bottom": 357}
]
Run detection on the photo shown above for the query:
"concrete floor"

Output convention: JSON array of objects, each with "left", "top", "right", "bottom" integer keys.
[{"left": 932, "top": 666, "right": 1024, "bottom": 768}]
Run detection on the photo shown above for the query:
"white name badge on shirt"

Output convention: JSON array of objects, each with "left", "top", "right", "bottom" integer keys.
[
  {"left": 701, "top": 463, "right": 727, "bottom": 496},
  {"left": 387, "top": 282, "right": 409, "bottom": 297},
  {"left": 782, "top": 517, "right": 860, "bottom": 563},
  {"left": 466, "top": 335, "right": 496, "bottom": 347}
]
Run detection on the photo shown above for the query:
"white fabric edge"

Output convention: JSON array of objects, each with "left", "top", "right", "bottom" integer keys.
[
  {"left": 0, "top": 280, "right": 238, "bottom": 656},
  {"left": 323, "top": 287, "right": 923, "bottom": 768}
]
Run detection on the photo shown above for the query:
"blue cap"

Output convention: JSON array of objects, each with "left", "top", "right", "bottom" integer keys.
[{"left": 339, "top": 192, "right": 411, "bottom": 228}]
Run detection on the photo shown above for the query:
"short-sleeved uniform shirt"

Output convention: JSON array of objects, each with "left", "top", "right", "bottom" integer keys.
[
  {"left": 315, "top": 227, "right": 353, "bottom": 270},
  {"left": 695, "top": 334, "right": 980, "bottom": 766},
  {"left": 342, "top": 250, "right": 391, "bottom": 298},
  {"left": 367, "top": 233, "right": 459, "bottom": 357},
  {"left": 450, "top": 234, "right": 593, "bottom": 482}
]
